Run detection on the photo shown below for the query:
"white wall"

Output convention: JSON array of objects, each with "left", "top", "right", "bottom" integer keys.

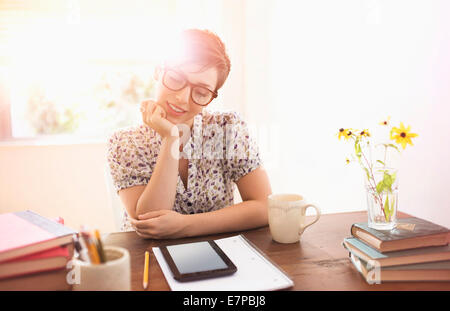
[
  {"left": 244, "top": 0, "right": 450, "bottom": 227},
  {"left": 0, "top": 142, "right": 117, "bottom": 233}
]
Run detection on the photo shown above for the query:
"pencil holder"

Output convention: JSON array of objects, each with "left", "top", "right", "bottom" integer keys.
[{"left": 72, "top": 246, "right": 131, "bottom": 291}]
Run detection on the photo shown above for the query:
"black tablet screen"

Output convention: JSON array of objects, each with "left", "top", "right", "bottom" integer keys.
[{"left": 166, "top": 241, "right": 228, "bottom": 274}]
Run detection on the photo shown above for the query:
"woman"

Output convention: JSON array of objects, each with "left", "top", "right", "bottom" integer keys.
[{"left": 107, "top": 29, "right": 272, "bottom": 239}]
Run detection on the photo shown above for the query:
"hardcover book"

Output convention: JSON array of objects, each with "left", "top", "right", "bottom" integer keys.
[
  {"left": 0, "top": 244, "right": 74, "bottom": 279},
  {"left": 351, "top": 217, "right": 449, "bottom": 252},
  {"left": 348, "top": 252, "right": 450, "bottom": 283},
  {"left": 0, "top": 210, "right": 76, "bottom": 262},
  {"left": 343, "top": 237, "right": 450, "bottom": 267},
  {"left": 0, "top": 267, "right": 72, "bottom": 291}
]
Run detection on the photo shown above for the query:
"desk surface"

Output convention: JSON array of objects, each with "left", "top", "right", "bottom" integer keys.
[{"left": 103, "top": 211, "right": 450, "bottom": 291}]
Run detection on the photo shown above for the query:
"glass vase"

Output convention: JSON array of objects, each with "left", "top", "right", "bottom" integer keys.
[{"left": 364, "top": 167, "right": 398, "bottom": 230}]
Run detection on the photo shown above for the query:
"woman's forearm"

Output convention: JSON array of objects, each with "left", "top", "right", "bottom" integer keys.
[
  {"left": 183, "top": 200, "right": 268, "bottom": 237},
  {"left": 136, "top": 136, "right": 179, "bottom": 216}
]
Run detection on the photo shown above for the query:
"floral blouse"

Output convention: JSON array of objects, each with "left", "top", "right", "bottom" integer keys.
[{"left": 107, "top": 109, "right": 262, "bottom": 231}]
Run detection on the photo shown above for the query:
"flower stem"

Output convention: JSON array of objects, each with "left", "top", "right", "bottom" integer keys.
[{"left": 358, "top": 140, "right": 386, "bottom": 219}]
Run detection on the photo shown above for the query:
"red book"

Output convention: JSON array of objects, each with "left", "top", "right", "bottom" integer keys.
[
  {"left": 0, "top": 210, "right": 76, "bottom": 262},
  {"left": 0, "top": 244, "right": 74, "bottom": 279}
]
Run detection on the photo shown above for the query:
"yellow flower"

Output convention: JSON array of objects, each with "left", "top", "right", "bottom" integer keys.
[
  {"left": 345, "top": 158, "right": 351, "bottom": 164},
  {"left": 338, "top": 128, "right": 353, "bottom": 140},
  {"left": 379, "top": 116, "right": 391, "bottom": 126},
  {"left": 390, "top": 122, "right": 418, "bottom": 149},
  {"left": 378, "top": 116, "right": 391, "bottom": 126},
  {"left": 358, "top": 129, "right": 371, "bottom": 138}
]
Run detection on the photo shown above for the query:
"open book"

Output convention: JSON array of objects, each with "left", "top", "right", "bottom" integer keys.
[{"left": 153, "top": 235, "right": 294, "bottom": 291}]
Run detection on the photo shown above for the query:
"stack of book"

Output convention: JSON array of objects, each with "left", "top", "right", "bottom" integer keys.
[
  {"left": 343, "top": 216, "right": 450, "bottom": 283},
  {"left": 0, "top": 210, "right": 77, "bottom": 290}
]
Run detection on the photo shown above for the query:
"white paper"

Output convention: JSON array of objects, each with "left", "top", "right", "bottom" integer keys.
[{"left": 152, "top": 235, "right": 294, "bottom": 291}]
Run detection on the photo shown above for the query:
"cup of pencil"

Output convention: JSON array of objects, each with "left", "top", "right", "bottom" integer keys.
[{"left": 71, "top": 228, "right": 131, "bottom": 291}]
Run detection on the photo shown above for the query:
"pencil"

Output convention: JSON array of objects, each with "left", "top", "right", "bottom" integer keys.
[
  {"left": 143, "top": 251, "right": 149, "bottom": 289},
  {"left": 94, "top": 229, "right": 107, "bottom": 263},
  {"left": 81, "top": 231, "right": 100, "bottom": 264}
]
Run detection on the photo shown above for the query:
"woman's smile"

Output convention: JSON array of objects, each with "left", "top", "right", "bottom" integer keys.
[{"left": 166, "top": 101, "right": 187, "bottom": 116}]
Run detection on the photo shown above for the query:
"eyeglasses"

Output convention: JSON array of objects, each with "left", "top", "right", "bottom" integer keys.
[{"left": 162, "top": 68, "right": 218, "bottom": 106}]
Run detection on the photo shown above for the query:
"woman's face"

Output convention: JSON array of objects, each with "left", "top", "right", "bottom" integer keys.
[{"left": 154, "top": 63, "right": 218, "bottom": 128}]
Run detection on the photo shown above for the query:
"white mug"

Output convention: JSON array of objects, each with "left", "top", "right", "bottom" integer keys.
[
  {"left": 268, "top": 194, "right": 321, "bottom": 244},
  {"left": 71, "top": 246, "right": 131, "bottom": 291}
]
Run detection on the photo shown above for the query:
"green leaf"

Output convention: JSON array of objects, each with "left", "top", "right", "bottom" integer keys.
[
  {"left": 364, "top": 167, "right": 371, "bottom": 182},
  {"left": 377, "top": 160, "right": 385, "bottom": 166},
  {"left": 384, "top": 195, "right": 390, "bottom": 221},
  {"left": 382, "top": 171, "right": 394, "bottom": 192},
  {"left": 387, "top": 144, "right": 400, "bottom": 152},
  {"left": 376, "top": 180, "right": 385, "bottom": 194},
  {"left": 354, "top": 139, "right": 362, "bottom": 158},
  {"left": 376, "top": 171, "right": 396, "bottom": 194}
]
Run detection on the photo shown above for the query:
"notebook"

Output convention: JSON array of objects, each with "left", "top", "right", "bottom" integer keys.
[{"left": 153, "top": 235, "right": 294, "bottom": 291}]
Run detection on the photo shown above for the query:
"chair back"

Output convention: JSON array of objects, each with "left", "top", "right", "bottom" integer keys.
[{"left": 104, "top": 163, "right": 124, "bottom": 232}]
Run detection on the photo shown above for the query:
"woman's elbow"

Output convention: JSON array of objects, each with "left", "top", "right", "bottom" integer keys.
[
  {"left": 135, "top": 201, "right": 149, "bottom": 218},
  {"left": 135, "top": 199, "right": 172, "bottom": 218}
]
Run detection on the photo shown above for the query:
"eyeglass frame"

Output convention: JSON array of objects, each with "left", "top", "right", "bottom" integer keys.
[{"left": 161, "top": 67, "right": 218, "bottom": 106}]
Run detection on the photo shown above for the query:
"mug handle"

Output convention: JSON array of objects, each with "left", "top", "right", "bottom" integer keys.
[{"left": 299, "top": 204, "right": 321, "bottom": 235}]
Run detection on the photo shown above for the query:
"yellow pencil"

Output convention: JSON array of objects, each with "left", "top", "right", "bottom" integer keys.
[
  {"left": 88, "top": 241, "right": 101, "bottom": 264},
  {"left": 81, "top": 231, "right": 100, "bottom": 264},
  {"left": 143, "top": 251, "right": 149, "bottom": 289}
]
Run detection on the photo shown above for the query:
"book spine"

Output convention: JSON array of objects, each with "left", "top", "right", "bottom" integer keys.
[{"left": 14, "top": 210, "right": 75, "bottom": 237}]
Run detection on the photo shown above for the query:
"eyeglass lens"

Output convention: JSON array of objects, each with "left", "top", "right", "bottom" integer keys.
[{"left": 163, "top": 70, "right": 213, "bottom": 106}]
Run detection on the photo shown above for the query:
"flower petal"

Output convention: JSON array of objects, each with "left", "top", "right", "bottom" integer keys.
[{"left": 400, "top": 140, "right": 407, "bottom": 149}]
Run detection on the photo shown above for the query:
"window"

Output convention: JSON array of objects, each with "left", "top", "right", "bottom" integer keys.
[{"left": 0, "top": 0, "right": 225, "bottom": 140}]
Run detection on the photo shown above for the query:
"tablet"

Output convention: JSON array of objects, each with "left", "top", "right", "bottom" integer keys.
[{"left": 159, "top": 240, "right": 237, "bottom": 282}]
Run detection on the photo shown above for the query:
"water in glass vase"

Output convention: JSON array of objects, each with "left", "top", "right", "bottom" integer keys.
[{"left": 366, "top": 187, "right": 398, "bottom": 230}]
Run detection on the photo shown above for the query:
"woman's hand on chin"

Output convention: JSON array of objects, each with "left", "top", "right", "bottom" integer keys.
[{"left": 141, "top": 99, "right": 179, "bottom": 139}]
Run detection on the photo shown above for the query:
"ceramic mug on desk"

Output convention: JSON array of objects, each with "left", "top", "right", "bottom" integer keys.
[
  {"left": 268, "top": 194, "right": 321, "bottom": 244},
  {"left": 70, "top": 246, "right": 131, "bottom": 291}
]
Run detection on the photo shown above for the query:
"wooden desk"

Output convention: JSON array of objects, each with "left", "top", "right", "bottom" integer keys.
[{"left": 103, "top": 211, "right": 450, "bottom": 291}]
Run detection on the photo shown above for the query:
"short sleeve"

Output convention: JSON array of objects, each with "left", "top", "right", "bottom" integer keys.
[
  {"left": 223, "top": 112, "right": 262, "bottom": 183},
  {"left": 106, "top": 129, "right": 154, "bottom": 193}
]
